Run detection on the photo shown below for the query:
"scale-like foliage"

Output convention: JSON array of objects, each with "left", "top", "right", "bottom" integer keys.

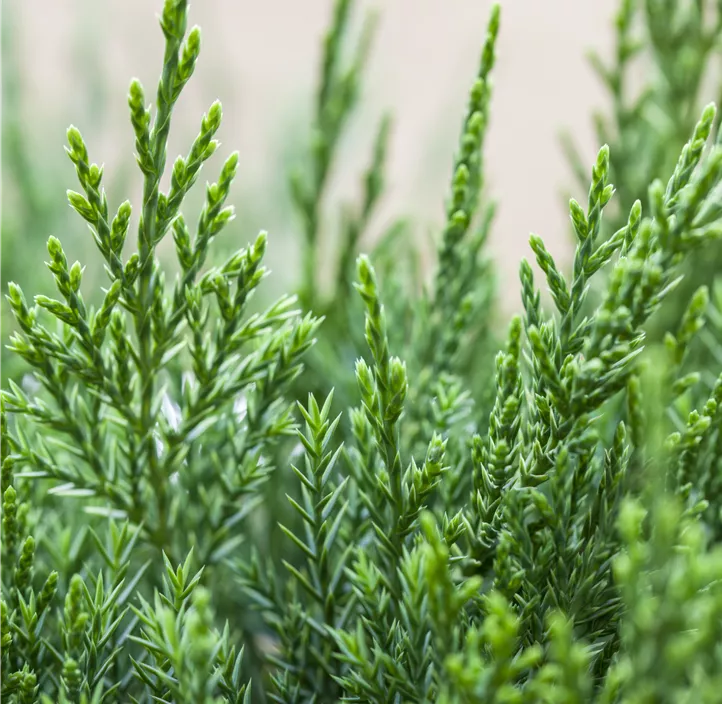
[
  {"left": 4, "top": 0, "right": 722, "bottom": 702},
  {"left": 562, "top": 0, "right": 722, "bottom": 342}
]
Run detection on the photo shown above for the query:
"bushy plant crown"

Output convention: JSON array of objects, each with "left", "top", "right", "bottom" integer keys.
[{"left": 3, "top": 0, "right": 722, "bottom": 702}]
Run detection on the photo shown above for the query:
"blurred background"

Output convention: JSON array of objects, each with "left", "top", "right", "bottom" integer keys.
[
  {"left": 3, "top": 0, "right": 720, "bottom": 385},
  {"left": 2, "top": 1, "right": 615, "bottom": 292}
]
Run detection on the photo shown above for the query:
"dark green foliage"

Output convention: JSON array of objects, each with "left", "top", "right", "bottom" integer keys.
[{"left": 4, "top": 0, "right": 722, "bottom": 702}]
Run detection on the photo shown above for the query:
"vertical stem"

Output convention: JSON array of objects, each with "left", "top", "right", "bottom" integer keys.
[
  {"left": 134, "top": 36, "right": 180, "bottom": 550},
  {"left": 300, "top": 204, "right": 319, "bottom": 311}
]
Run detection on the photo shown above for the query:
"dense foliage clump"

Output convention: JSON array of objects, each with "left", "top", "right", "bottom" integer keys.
[{"left": 3, "top": 0, "right": 722, "bottom": 702}]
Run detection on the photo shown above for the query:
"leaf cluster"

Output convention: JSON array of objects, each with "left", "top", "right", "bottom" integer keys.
[{"left": 4, "top": 0, "right": 722, "bottom": 702}]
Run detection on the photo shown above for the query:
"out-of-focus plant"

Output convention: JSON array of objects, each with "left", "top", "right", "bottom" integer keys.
[
  {"left": 1, "top": 2, "right": 125, "bottom": 387},
  {"left": 287, "top": 0, "right": 500, "bottom": 453}
]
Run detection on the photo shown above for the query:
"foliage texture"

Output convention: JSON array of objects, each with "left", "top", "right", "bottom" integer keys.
[{"left": 3, "top": 0, "right": 722, "bottom": 702}]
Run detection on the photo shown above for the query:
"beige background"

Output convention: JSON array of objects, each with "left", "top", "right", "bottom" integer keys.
[{"left": 7, "top": 0, "right": 617, "bottom": 311}]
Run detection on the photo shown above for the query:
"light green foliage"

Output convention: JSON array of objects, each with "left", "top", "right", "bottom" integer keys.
[
  {"left": 4, "top": 0, "right": 722, "bottom": 702},
  {"left": 1, "top": 2, "right": 130, "bottom": 387},
  {"left": 562, "top": 0, "right": 722, "bottom": 340}
]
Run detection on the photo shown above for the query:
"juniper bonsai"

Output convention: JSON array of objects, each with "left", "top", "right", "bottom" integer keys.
[{"left": 3, "top": 0, "right": 722, "bottom": 702}]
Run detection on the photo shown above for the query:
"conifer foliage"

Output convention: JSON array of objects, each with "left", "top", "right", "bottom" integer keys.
[{"left": 3, "top": 0, "right": 722, "bottom": 702}]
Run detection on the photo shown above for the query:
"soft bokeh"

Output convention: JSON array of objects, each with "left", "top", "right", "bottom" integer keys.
[{"left": 3, "top": 0, "right": 617, "bottom": 312}]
